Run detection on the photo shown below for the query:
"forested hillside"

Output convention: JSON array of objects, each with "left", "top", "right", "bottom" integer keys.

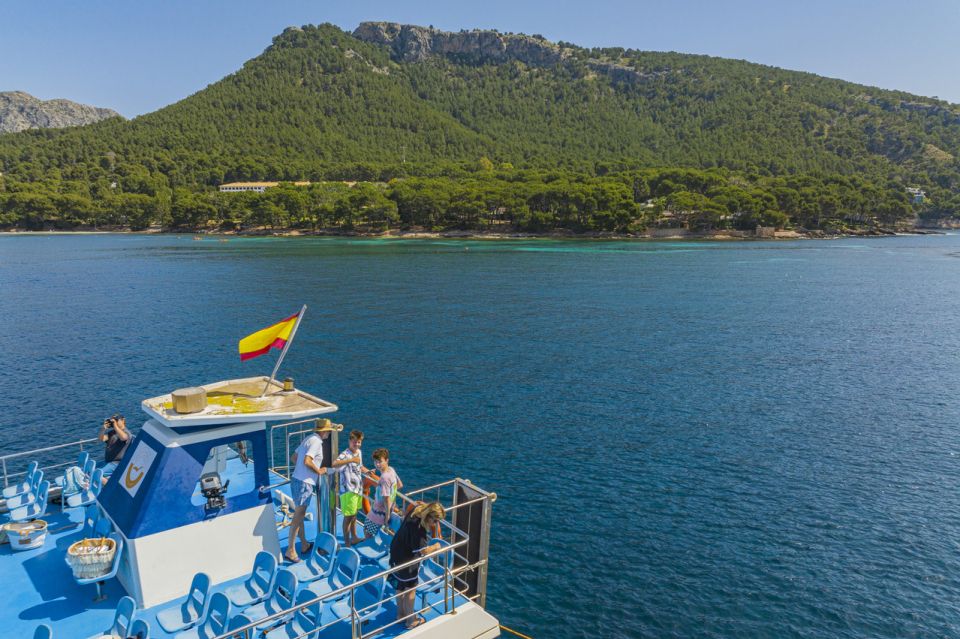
[{"left": 0, "top": 22, "right": 957, "bottom": 233}]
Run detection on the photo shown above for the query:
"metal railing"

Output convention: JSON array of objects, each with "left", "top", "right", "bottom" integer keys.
[
  {"left": 243, "top": 421, "right": 496, "bottom": 638},
  {"left": 215, "top": 536, "right": 486, "bottom": 639},
  {"left": 0, "top": 437, "right": 100, "bottom": 489}
]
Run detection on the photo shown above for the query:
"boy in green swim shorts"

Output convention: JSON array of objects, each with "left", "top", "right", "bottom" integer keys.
[{"left": 332, "top": 430, "right": 366, "bottom": 546}]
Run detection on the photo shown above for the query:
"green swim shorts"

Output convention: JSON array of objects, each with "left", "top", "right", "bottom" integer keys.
[{"left": 340, "top": 492, "right": 363, "bottom": 517}]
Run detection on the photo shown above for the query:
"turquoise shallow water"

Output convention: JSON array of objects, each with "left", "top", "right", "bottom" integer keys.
[{"left": 3, "top": 234, "right": 960, "bottom": 638}]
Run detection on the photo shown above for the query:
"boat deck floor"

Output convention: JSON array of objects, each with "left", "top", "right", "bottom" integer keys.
[{"left": 2, "top": 473, "right": 463, "bottom": 639}]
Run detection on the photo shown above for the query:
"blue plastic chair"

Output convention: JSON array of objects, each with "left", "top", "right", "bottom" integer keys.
[
  {"left": 301, "top": 547, "right": 360, "bottom": 603},
  {"left": 242, "top": 567, "right": 298, "bottom": 628},
  {"left": 416, "top": 538, "right": 454, "bottom": 611},
  {"left": 128, "top": 618, "right": 150, "bottom": 639},
  {"left": 73, "top": 532, "right": 124, "bottom": 602},
  {"left": 32, "top": 624, "right": 52, "bottom": 639},
  {"left": 287, "top": 532, "right": 338, "bottom": 584},
  {"left": 353, "top": 527, "right": 390, "bottom": 565},
  {"left": 94, "top": 517, "right": 113, "bottom": 535},
  {"left": 106, "top": 596, "right": 137, "bottom": 638},
  {"left": 9, "top": 480, "right": 49, "bottom": 522},
  {"left": 330, "top": 565, "right": 387, "bottom": 627},
  {"left": 155, "top": 572, "right": 212, "bottom": 633},
  {"left": 80, "top": 503, "right": 101, "bottom": 537},
  {"left": 56, "top": 451, "right": 91, "bottom": 488},
  {"left": 4, "top": 469, "right": 43, "bottom": 508},
  {"left": 174, "top": 591, "right": 230, "bottom": 639},
  {"left": 3, "top": 461, "right": 39, "bottom": 499},
  {"left": 224, "top": 550, "right": 278, "bottom": 609},
  {"left": 66, "top": 468, "right": 103, "bottom": 509},
  {"left": 265, "top": 589, "right": 322, "bottom": 639},
  {"left": 227, "top": 613, "right": 254, "bottom": 633}
]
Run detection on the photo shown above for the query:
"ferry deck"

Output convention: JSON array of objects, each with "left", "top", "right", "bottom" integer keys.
[{"left": 0, "top": 377, "right": 499, "bottom": 639}]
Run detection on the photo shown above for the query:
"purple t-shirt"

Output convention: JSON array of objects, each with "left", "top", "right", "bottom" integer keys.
[{"left": 368, "top": 467, "right": 399, "bottom": 526}]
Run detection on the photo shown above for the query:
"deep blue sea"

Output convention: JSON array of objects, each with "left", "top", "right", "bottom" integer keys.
[{"left": 4, "top": 233, "right": 960, "bottom": 638}]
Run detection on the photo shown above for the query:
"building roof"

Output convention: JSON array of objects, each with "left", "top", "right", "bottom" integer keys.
[{"left": 219, "top": 181, "right": 311, "bottom": 187}]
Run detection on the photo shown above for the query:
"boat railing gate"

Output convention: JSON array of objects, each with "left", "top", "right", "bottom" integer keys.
[{"left": 0, "top": 436, "right": 100, "bottom": 489}]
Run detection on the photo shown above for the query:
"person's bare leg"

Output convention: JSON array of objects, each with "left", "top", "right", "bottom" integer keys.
[
  {"left": 396, "top": 587, "right": 409, "bottom": 624},
  {"left": 286, "top": 505, "right": 306, "bottom": 560},
  {"left": 348, "top": 515, "right": 363, "bottom": 545},
  {"left": 342, "top": 513, "right": 351, "bottom": 546},
  {"left": 402, "top": 589, "right": 420, "bottom": 627}
]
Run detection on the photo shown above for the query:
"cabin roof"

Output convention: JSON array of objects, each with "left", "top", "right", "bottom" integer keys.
[{"left": 141, "top": 376, "right": 337, "bottom": 428}]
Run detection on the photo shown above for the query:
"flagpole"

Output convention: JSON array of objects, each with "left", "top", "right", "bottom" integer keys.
[{"left": 260, "top": 304, "right": 307, "bottom": 397}]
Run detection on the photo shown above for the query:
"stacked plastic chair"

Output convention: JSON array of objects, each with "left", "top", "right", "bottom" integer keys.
[
  {"left": 300, "top": 547, "right": 360, "bottom": 603},
  {"left": 174, "top": 592, "right": 230, "bottom": 639},
  {"left": 8, "top": 480, "right": 50, "bottom": 522},
  {"left": 241, "top": 568, "right": 298, "bottom": 629},
  {"left": 352, "top": 528, "right": 391, "bottom": 570},
  {"left": 88, "top": 595, "right": 136, "bottom": 639},
  {"left": 65, "top": 468, "right": 103, "bottom": 510},
  {"left": 265, "top": 589, "right": 323, "bottom": 639},
  {"left": 128, "top": 618, "right": 150, "bottom": 639},
  {"left": 55, "top": 451, "right": 91, "bottom": 490},
  {"left": 4, "top": 468, "right": 43, "bottom": 509},
  {"left": 330, "top": 565, "right": 387, "bottom": 627},
  {"left": 286, "top": 532, "right": 338, "bottom": 584},
  {"left": 416, "top": 538, "right": 454, "bottom": 611},
  {"left": 224, "top": 550, "right": 278, "bottom": 609},
  {"left": 155, "top": 572, "right": 212, "bottom": 634},
  {"left": 2, "top": 461, "right": 39, "bottom": 500}
]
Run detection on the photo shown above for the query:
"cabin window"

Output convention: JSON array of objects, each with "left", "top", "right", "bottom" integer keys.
[{"left": 190, "top": 439, "right": 256, "bottom": 508}]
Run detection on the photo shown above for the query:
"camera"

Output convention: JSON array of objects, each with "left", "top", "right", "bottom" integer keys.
[{"left": 200, "top": 472, "right": 230, "bottom": 511}]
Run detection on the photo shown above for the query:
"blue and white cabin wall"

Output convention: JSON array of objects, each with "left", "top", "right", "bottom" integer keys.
[{"left": 99, "top": 419, "right": 280, "bottom": 607}]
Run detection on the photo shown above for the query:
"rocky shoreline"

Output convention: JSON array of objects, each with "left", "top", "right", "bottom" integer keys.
[{"left": 0, "top": 227, "right": 944, "bottom": 241}]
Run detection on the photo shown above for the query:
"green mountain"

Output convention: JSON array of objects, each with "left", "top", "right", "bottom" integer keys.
[{"left": 1, "top": 22, "right": 958, "bottom": 232}]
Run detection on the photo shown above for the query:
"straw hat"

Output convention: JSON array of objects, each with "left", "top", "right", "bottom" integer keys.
[{"left": 314, "top": 418, "right": 341, "bottom": 431}]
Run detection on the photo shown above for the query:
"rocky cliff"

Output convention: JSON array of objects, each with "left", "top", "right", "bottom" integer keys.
[
  {"left": 0, "top": 91, "right": 120, "bottom": 134},
  {"left": 353, "top": 22, "right": 566, "bottom": 66},
  {"left": 352, "top": 22, "right": 660, "bottom": 85}
]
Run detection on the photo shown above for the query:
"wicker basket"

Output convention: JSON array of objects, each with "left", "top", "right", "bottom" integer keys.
[{"left": 67, "top": 537, "right": 116, "bottom": 579}]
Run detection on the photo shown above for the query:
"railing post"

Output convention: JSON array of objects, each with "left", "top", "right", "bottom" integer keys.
[
  {"left": 2, "top": 457, "right": 7, "bottom": 488},
  {"left": 285, "top": 426, "right": 291, "bottom": 475},
  {"left": 350, "top": 587, "right": 359, "bottom": 639},
  {"left": 444, "top": 564, "right": 450, "bottom": 614}
]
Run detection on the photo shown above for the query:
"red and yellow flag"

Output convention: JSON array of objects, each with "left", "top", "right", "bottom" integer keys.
[{"left": 238, "top": 312, "right": 300, "bottom": 361}]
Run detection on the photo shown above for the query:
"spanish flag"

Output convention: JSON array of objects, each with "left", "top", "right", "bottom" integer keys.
[{"left": 238, "top": 311, "right": 301, "bottom": 361}]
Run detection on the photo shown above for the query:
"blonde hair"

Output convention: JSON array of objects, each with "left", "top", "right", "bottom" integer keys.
[{"left": 410, "top": 501, "right": 445, "bottom": 527}]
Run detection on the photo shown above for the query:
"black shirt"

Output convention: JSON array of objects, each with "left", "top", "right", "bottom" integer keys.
[
  {"left": 104, "top": 429, "right": 129, "bottom": 463},
  {"left": 390, "top": 514, "right": 428, "bottom": 569}
]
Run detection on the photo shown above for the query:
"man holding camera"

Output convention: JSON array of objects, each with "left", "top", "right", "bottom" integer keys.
[{"left": 99, "top": 415, "right": 130, "bottom": 485}]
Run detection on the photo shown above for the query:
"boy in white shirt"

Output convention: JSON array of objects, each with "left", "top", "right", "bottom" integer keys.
[{"left": 332, "top": 430, "right": 366, "bottom": 546}]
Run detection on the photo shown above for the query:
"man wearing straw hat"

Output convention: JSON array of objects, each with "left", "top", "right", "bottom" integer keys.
[{"left": 285, "top": 418, "right": 336, "bottom": 563}]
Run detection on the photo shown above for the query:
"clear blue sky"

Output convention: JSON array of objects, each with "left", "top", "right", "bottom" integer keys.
[{"left": 2, "top": 0, "right": 956, "bottom": 117}]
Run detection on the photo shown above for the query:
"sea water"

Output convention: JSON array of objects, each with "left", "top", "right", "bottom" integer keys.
[{"left": 2, "top": 234, "right": 960, "bottom": 638}]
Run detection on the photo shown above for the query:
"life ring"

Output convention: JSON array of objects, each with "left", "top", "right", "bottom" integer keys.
[{"left": 361, "top": 474, "right": 377, "bottom": 515}]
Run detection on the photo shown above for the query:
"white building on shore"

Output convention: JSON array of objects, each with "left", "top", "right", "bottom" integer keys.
[{"left": 218, "top": 181, "right": 311, "bottom": 193}]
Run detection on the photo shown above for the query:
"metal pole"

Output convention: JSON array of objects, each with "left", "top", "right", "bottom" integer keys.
[
  {"left": 328, "top": 428, "right": 339, "bottom": 534},
  {"left": 260, "top": 304, "right": 307, "bottom": 397},
  {"left": 2, "top": 457, "right": 7, "bottom": 488},
  {"left": 350, "top": 588, "right": 358, "bottom": 639},
  {"left": 444, "top": 564, "right": 450, "bottom": 614}
]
